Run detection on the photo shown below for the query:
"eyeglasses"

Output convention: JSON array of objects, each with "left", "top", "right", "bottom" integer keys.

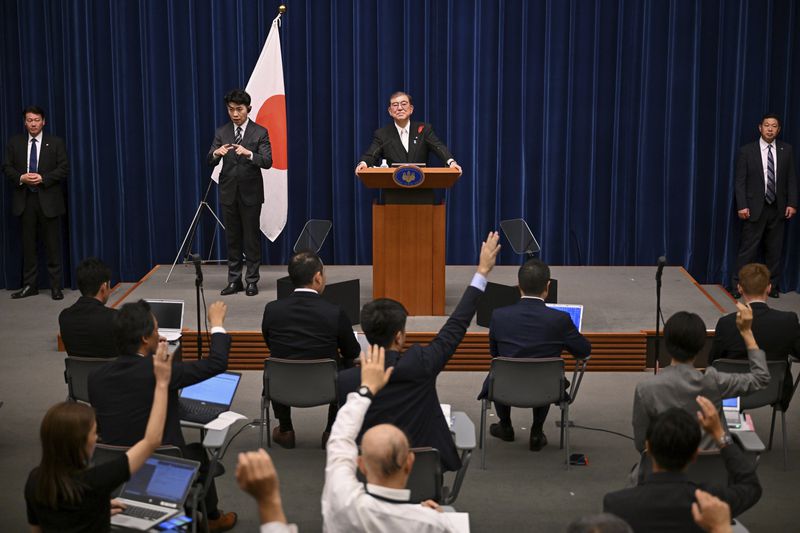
[{"left": 390, "top": 101, "right": 410, "bottom": 109}]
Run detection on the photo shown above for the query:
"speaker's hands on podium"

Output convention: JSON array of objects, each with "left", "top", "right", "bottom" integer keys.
[
  {"left": 355, "top": 161, "right": 368, "bottom": 172},
  {"left": 477, "top": 231, "right": 501, "bottom": 277}
]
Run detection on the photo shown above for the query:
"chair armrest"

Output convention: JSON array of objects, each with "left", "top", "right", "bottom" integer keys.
[
  {"left": 202, "top": 427, "right": 230, "bottom": 450},
  {"left": 567, "top": 356, "right": 590, "bottom": 404},
  {"left": 730, "top": 430, "right": 766, "bottom": 453}
]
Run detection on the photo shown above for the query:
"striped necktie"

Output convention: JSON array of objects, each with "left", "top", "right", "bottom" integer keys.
[
  {"left": 28, "top": 138, "right": 38, "bottom": 192},
  {"left": 766, "top": 144, "right": 776, "bottom": 204},
  {"left": 235, "top": 126, "right": 243, "bottom": 145}
]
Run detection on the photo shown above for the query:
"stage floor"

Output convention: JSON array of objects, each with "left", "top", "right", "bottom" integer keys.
[
  {"left": 89, "top": 264, "right": 745, "bottom": 372},
  {"left": 114, "top": 264, "right": 736, "bottom": 333}
]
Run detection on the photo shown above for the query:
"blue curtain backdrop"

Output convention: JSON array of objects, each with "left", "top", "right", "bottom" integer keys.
[{"left": 1, "top": 0, "right": 799, "bottom": 291}]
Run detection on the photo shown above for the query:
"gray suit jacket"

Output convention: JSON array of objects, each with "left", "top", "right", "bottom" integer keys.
[
  {"left": 632, "top": 349, "right": 769, "bottom": 452},
  {"left": 207, "top": 119, "right": 272, "bottom": 206}
]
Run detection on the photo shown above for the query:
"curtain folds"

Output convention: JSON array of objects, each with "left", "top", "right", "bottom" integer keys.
[{"left": 1, "top": 0, "right": 798, "bottom": 290}]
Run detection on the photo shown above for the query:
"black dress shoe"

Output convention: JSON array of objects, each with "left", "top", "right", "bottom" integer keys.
[
  {"left": 529, "top": 431, "right": 548, "bottom": 451},
  {"left": 51, "top": 288, "right": 64, "bottom": 300},
  {"left": 272, "top": 427, "right": 296, "bottom": 449},
  {"left": 245, "top": 282, "right": 258, "bottom": 296},
  {"left": 769, "top": 287, "right": 780, "bottom": 299},
  {"left": 11, "top": 285, "right": 38, "bottom": 299},
  {"left": 220, "top": 282, "right": 243, "bottom": 296},
  {"left": 489, "top": 422, "right": 515, "bottom": 442}
]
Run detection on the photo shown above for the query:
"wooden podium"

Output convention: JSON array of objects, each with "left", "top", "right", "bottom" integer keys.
[{"left": 357, "top": 167, "right": 461, "bottom": 316}]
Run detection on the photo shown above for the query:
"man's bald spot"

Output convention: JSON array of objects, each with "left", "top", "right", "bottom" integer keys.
[{"left": 361, "top": 424, "right": 410, "bottom": 478}]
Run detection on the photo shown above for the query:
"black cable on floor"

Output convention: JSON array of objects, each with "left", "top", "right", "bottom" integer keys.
[{"left": 571, "top": 424, "right": 634, "bottom": 441}]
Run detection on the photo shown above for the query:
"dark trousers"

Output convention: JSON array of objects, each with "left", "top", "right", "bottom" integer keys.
[
  {"left": 20, "top": 191, "right": 62, "bottom": 288},
  {"left": 221, "top": 196, "right": 262, "bottom": 285},
  {"left": 494, "top": 402, "right": 550, "bottom": 433},
  {"left": 181, "top": 443, "right": 221, "bottom": 518},
  {"left": 733, "top": 202, "right": 785, "bottom": 286},
  {"left": 273, "top": 400, "right": 338, "bottom": 433}
]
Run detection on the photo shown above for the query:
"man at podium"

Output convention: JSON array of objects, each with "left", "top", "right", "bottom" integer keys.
[{"left": 355, "top": 92, "right": 462, "bottom": 173}]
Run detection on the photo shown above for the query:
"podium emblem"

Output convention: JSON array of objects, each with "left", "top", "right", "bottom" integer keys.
[{"left": 392, "top": 165, "right": 425, "bottom": 188}]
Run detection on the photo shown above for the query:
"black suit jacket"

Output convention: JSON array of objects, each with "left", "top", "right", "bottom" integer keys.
[
  {"left": 478, "top": 298, "right": 591, "bottom": 399},
  {"left": 207, "top": 120, "right": 272, "bottom": 206},
  {"left": 261, "top": 290, "right": 360, "bottom": 365},
  {"left": 359, "top": 121, "right": 454, "bottom": 167},
  {"left": 3, "top": 133, "right": 69, "bottom": 217},
  {"left": 88, "top": 332, "right": 231, "bottom": 447},
  {"left": 59, "top": 296, "right": 119, "bottom": 358},
  {"left": 734, "top": 140, "right": 797, "bottom": 222},
  {"left": 338, "top": 285, "right": 483, "bottom": 472},
  {"left": 603, "top": 444, "right": 761, "bottom": 532}
]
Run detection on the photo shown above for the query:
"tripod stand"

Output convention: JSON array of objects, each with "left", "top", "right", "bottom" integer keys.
[{"left": 166, "top": 179, "right": 226, "bottom": 284}]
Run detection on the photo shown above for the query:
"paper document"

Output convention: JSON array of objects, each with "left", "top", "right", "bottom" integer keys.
[{"left": 204, "top": 411, "right": 247, "bottom": 430}]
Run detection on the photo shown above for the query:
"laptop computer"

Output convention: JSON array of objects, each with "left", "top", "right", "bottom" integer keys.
[
  {"left": 110, "top": 454, "right": 199, "bottom": 531},
  {"left": 722, "top": 396, "right": 743, "bottom": 429},
  {"left": 145, "top": 299, "right": 185, "bottom": 342},
  {"left": 546, "top": 303, "right": 585, "bottom": 332},
  {"left": 179, "top": 372, "right": 242, "bottom": 424}
]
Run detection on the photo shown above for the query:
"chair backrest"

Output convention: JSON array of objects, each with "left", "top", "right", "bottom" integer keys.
[
  {"left": 263, "top": 358, "right": 338, "bottom": 407},
  {"left": 711, "top": 359, "right": 787, "bottom": 410},
  {"left": 489, "top": 357, "right": 565, "bottom": 407},
  {"left": 686, "top": 450, "right": 733, "bottom": 486},
  {"left": 406, "top": 447, "right": 442, "bottom": 503},
  {"left": 64, "top": 356, "right": 116, "bottom": 403}
]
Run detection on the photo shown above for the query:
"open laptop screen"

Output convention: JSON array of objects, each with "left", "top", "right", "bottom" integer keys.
[
  {"left": 120, "top": 456, "right": 197, "bottom": 505},
  {"left": 546, "top": 303, "right": 584, "bottom": 332},
  {"left": 145, "top": 300, "right": 184, "bottom": 330},
  {"left": 179, "top": 372, "right": 241, "bottom": 406}
]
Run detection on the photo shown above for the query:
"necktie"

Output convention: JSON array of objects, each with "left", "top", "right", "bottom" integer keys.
[
  {"left": 766, "top": 145, "right": 776, "bottom": 204},
  {"left": 28, "top": 138, "right": 38, "bottom": 192},
  {"left": 234, "top": 126, "right": 243, "bottom": 145},
  {"left": 400, "top": 128, "right": 408, "bottom": 152}
]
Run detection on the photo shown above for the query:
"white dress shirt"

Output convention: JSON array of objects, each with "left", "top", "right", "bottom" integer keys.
[
  {"left": 321, "top": 393, "right": 457, "bottom": 533},
  {"left": 261, "top": 522, "right": 298, "bottom": 533},
  {"left": 395, "top": 122, "right": 410, "bottom": 152},
  {"left": 25, "top": 132, "right": 43, "bottom": 183},
  {"left": 759, "top": 137, "right": 778, "bottom": 195}
]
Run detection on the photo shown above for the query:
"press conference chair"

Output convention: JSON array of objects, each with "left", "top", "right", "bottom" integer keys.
[
  {"left": 260, "top": 358, "right": 338, "bottom": 449},
  {"left": 479, "top": 355, "right": 589, "bottom": 470},
  {"left": 713, "top": 358, "right": 790, "bottom": 469},
  {"left": 64, "top": 356, "right": 116, "bottom": 403}
]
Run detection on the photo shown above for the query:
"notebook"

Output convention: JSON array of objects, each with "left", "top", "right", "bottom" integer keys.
[
  {"left": 179, "top": 372, "right": 242, "bottom": 424},
  {"left": 722, "top": 396, "right": 743, "bottom": 429},
  {"left": 546, "top": 303, "right": 585, "bottom": 332},
  {"left": 145, "top": 299, "right": 185, "bottom": 341},
  {"left": 110, "top": 454, "right": 199, "bottom": 530}
]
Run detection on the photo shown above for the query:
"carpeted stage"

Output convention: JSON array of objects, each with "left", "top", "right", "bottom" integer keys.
[{"left": 77, "top": 264, "right": 739, "bottom": 371}]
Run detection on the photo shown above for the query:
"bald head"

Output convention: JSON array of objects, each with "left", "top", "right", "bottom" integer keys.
[{"left": 359, "top": 424, "right": 413, "bottom": 487}]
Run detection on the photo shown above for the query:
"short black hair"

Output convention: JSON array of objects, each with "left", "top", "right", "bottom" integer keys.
[
  {"left": 663, "top": 311, "right": 706, "bottom": 362},
  {"left": 23, "top": 105, "right": 46, "bottom": 120},
  {"left": 114, "top": 300, "right": 155, "bottom": 355},
  {"left": 646, "top": 408, "right": 701, "bottom": 472},
  {"left": 567, "top": 513, "right": 633, "bottom": 533},
  {"left": 518, "top": 258, "right": 550, "bottom": 295},
  {"left": 361, "top": 299, "right": 408, "bottom": 349},
  {"left": 224, "top": 89, "right": 251, "bottom": 107},
  {"left": 76, "top": 257, "right": 111, "bottom": 297},
  {"left": 760, "top": 113, "right": 781, "bottom": 127},
  {"left": 288, "top": 251, "right": 323, "bottom": 288}
]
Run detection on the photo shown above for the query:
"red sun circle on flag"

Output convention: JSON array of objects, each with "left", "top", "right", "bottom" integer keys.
[{"left": 256, "top": 95, "right": 287, "bottom": 170}]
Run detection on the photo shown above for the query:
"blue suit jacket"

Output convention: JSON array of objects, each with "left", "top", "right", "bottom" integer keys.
[{"left": 479, "top": 298, "right": 591, "bottom": 399}]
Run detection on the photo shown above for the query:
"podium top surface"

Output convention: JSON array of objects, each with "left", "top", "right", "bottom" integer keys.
[{"left": 357, "top": 167, "right": 461, "bottom": 189}]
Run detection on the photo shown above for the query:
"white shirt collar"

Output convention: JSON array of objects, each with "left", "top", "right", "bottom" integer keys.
[
  {"left": 294, "top": 288, "right": 319, "bottom": 294},
  {"left": 365, "top": 483, "right": 411, "bottom": 502},
  {"left": 521, "top": 295, "right": 545, "bottom": 301},
  {"left": 394, "top": 122, "right": 409, "bottom": 137},
  {"left": 235, "top": 118, "right": 249, "bottom": 135},
  {"left": 27, "top": 131, "right": 43, "bottom": 143},
  {"left": 759, "top": 138, "right": 774, "bottom": 151}
]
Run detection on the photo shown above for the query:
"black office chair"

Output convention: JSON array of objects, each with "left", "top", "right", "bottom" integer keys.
[{"left": 64, "top": 356, "right": 115, "bottom": 403}]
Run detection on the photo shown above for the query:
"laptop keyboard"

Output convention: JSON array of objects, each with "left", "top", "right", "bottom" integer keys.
[
  {"left": 121, "top": 504, "right": 169, "bottom": 520},
  {"left": 179, "top": 399, "right": 222, "bottom": 423}
]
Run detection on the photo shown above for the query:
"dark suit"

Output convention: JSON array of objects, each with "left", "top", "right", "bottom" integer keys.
[
  {"left": 338, "top": 285, "right": 483, "bottom": 472},
  {"left": 359, "top": 121, "right": 454, "bottom": 167},
  {"left": 710, "top": 301, "right": 800, "bottom": 409},
  {"left": 88, "top": 332, "right": 231, "bottom": 515},
  {"left": 733, "top": 139, "right": 797, "bottom": 287},
  {"left": 58, "top": 296, "right": 119, "bottom": 358},
  {"left": 3, "top": 133, "right": 68, "bottom": 288},
  {"left": 207, "top": 120, "right": 272, "bottom": 284},
  {"left": 603, "top": 444, "right": 762, "bottom": 532},
  {"left": 480, "top": 298, "right": 591, "bottom": 430},
  {"left": 262, "top": 290, "right": 361, "bottom": 431}
]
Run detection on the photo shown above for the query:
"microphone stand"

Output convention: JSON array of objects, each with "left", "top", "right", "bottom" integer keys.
[
  {"left": 654, "top": 257, "right": 666, "bottom": 374},
  {"left": 191, "top": 255, "right": 204, "bottom": 361}
]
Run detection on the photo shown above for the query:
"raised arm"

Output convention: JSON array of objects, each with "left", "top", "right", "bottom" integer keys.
[
  {"left": 715, "top": 303, "right": 769, "bottom": 398},
  {"left": 125, "top": 340, "right": 173, "bottom": 473}
]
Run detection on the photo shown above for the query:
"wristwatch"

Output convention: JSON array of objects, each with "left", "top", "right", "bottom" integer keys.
[
  {"left": 357, "top": 386, "right": 374, "bottom": 400},
  {"left": 716, "top": 433, "right": 734, "bottom": 449}
]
